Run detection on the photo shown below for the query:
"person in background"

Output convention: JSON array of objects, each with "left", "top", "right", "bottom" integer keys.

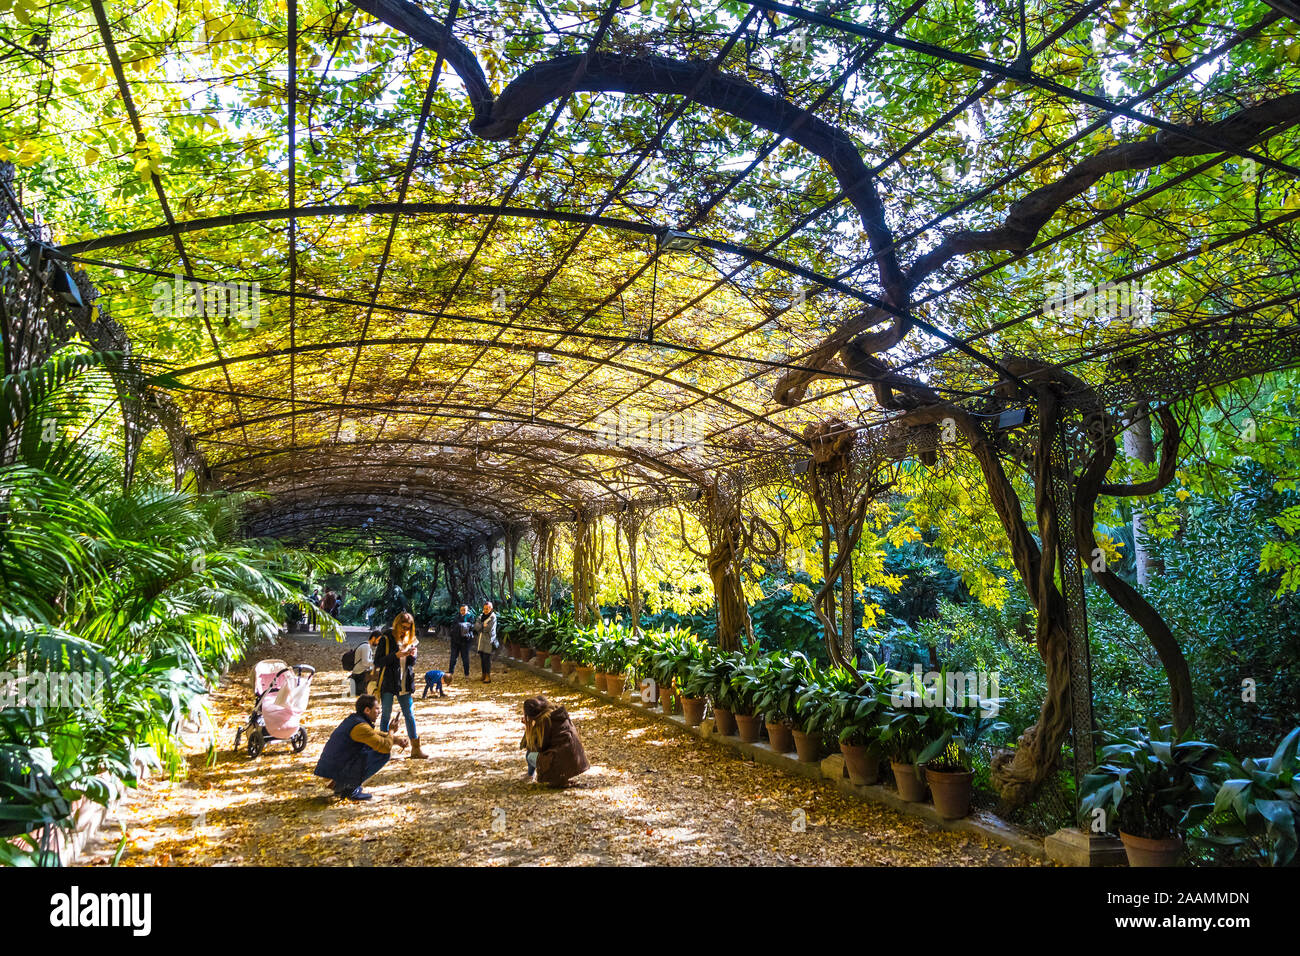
[
  {"left": 520, "top": 695, "right": 589, "bottom": 786},
  {"left": 321, "top": 588, "right": 338, "bottom": 618},
  {"left": 308, "top": 588, "right": 321, "bottom": 630},
  {"left": 314, "top": 694, "right": 407, "bottom": 800},
  {"left": 475, "top": 601, "right": 498, "bottom": 683},
  {"left": 351, "top": 631, "right": 379, "bottom": 696},
  {"left": 449, "top": 604, "right": 474, "bottom": 678},
  {"left": 373, "top": 612, "right": 427, "bottom": 760}
]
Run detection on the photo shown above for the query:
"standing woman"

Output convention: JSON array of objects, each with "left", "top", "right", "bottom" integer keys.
[
  {"left": 373, "top": 612, "right": 427, "bottom": 759},
  {"left": 475, "top": 601, "right": 498, "bottom": 683}
]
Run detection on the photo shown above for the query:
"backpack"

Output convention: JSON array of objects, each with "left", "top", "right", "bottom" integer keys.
[{"left": 341, "top": 642, "right": 365, "bottom": 671}]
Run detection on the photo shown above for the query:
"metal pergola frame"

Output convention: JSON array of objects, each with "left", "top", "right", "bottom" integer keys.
[{"left": 6, "top": 0, "right": 1297, "bottom": 546}]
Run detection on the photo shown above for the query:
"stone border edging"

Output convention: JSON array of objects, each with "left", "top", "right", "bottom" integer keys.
[{"left": 506, "top": 654, "right": 1047, "bottom": 862}]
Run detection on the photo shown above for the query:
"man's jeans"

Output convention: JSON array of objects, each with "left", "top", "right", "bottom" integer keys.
[
  {"left": 336, "top": 748, "right": 390, "bottom": 795},
  {"left": 449, "top": 639, "right": 471, "bottom": 676}
]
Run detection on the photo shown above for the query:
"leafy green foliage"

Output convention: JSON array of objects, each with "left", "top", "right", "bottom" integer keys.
[
  {"left": 1080, "top": 724, "right": 1222, "bottom": 841},
  {"left": 1193, "top": 726, "right": 1300, "bottom": 867}
]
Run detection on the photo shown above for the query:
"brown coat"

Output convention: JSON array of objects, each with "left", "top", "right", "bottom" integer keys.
[{"left": 525, "top": 705, "right": 590, "bottom": 786}]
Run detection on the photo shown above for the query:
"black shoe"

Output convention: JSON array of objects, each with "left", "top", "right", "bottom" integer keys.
[
  {"left": 343, "top": 787, "right": 372, "bottom": 801},
  {"left": 439, "top": 691, "right": 447, "bottom": 698}
]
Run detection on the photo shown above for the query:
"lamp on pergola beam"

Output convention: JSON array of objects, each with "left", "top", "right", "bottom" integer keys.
[
  {"left": 645, "top": 228, "right": 703, "bottom": 345},
  {"left": 531, "top": 351, "right": 561, "bottom": 423}
]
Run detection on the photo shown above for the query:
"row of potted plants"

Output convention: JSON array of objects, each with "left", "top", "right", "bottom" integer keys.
[
  {"left": 500, "top": 611, "right": 1300, "bottom": 865},
  {"left": 499, "top": 612, "right": 1004, "bottom": 820}
]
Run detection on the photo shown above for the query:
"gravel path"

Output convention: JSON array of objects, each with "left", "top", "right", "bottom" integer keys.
[{"left": 84, "top": 635, "right": 1043, "bottom": 866}]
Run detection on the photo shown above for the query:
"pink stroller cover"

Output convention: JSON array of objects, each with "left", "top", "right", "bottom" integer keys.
[{"left": 253, "top": 661, "right": 312, "bottom": 739}]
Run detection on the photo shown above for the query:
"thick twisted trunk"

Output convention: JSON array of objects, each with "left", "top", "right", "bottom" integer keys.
[
  {"left": 702, "top": 484, "right": 750, "bottom": 652},
  {"left": 902, "top": 399, "right": 1071, "bottom": 810},
  {"left": 1075, "top": 406, "right": 1193, "bottom": 734},
  {"left": 707, "top": 540, "right": 747, "bottom": 653}
]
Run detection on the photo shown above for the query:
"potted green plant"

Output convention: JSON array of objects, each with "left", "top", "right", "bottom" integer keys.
[
  {"left": 594, "top": 628, "right": 631, "bottom": 696},
  {"left": 797, "top": 664, "right": 877, "bottom": 774},
  {"left": 677, "top": 642, "right": 715, "bottom": 727},
  {"left": 1080, "top": 724, "right": 1221, "bottom": 866},
  {"left": 729, "top": 652, "right": 768, "bottom": 744},
  {"left": 835, "top": 662, "right": 891, "bottom": 785},
  {"left": 1193, "top": 726, "right": 1299, "bottom": 867},
  {"left": 876, "top": 671, "right": 933, "bottom": 802},
  {"left": 568, "top": 626, "right": 596, "bottom": 685},
  {"left": 752, "top": 652, "right": 815, "bottom": 755},
  {"left": 641, "top": 627, "right": 706, "bottom": 720},
  {"left": 703, "top": 651, "right": 743, "bottom": 736},
  {"left": 792, "top": 677, "right": 835, "bottom": 764},
  {"left": 915, "top": 682, "right": 1009, "bottom": 819}
]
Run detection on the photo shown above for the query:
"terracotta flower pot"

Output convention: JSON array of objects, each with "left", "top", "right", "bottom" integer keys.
[
  {"left": 1120, "top": 832, "right": 1184, "bottom": 867},
  {"left": 594, "top": 671, "right": 608, "bottom": 692},
  {"left": 735, "top": 713, "right": 762, "bottom": 743},
  {"left": 791, "top": 729, "right": 822, "bottom": 763},
  {"left": 765, "top": 721, "right": 794, "bottom": 753},
  {"left": 522, "top": 647, "right": 535, "bottom": 661},
  {"left": 658, "top": 685, "right": 675, "bottom": 713},
  {"left": 891, "top": 761, "right": 927, "bottom": 802},
  {"left": 926, "top": 767, "right": 974, "bottom": 819},
  {"left": 681, "top": 696, "right": 706, "bottom": 726},
  {"left": 575, "top": 665, "right": 593, "bottom": 686},
  {"left": 712, "top": 706, "right": 737, "bottom": 736},
  {"left": 550, "top": 656, "right": 564, "bottom": 674},
  {"left": 561, "top": 660, "right": 576, "bottom": 677},
  {"left": 839, "top": 742, "right": 880, "bottom": 786},
  {"left": 606, "top": 674, "right": 626, "bottom": 696}
]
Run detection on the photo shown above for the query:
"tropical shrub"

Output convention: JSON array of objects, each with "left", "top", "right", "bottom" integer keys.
[
  {"left": 1193, "top": 726, "right": 1300, "bottom": 866},
  {"left": 0, "top": 352, "right": 324, "bottom": 864},
  {"left": 1079, "top": 724, "right": 1222, "bottom": 841}
]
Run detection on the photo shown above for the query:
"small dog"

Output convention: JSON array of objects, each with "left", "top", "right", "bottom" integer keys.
[{"left": 422, "top": 669, "right": 451, "bottom": 698}]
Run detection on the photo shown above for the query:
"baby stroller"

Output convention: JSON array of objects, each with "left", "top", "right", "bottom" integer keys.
[{"left": 234, "top": 659, "right": 315, "bottom": 758}]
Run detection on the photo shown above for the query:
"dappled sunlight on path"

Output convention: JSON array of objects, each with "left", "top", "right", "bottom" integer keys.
[{"left": 84, "top": 636, "right": 1043, "bottom": 866}]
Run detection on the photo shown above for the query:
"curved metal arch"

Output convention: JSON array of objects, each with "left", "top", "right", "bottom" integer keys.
[
  {"left": 176, "top": 380, "right": 719, "bottom": 479},
  {"left": 232, "top": 465, "right": 599, "bottom": 515},
  {"left": 57, "top": 203, "right": 906, "bottom": 319},
  {"left": 246, "top": 515, "right": 459, "bottom": 547},
  {"left": 211, "top": 431, "right": 680, "bottom": 496},
  {"left": 171, "top": 336, "right": 805, "bottom": 446},
  {"left": 244, "top": 495, "right": 492, "bottom": 540},
  {"left": 209, "top": 426, "right": 710, "bottom": 488},
  {"left": 244, "top": 476, "right": 533, "bottom": 520}
]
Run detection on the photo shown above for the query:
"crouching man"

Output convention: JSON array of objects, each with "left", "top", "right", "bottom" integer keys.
[{"left": 314, "top": 694, "right": 407, "bottom": 801}]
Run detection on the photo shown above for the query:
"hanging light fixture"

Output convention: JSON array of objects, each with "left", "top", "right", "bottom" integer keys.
[{"left": 658, "top": 229, "right": 700, "bottom": 253}]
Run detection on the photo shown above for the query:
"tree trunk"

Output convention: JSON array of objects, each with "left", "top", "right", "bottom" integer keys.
[
  {"left": 1123, "top": 404, "right": 1161, "bottom": 586},
  {"left": 616, "top": 511, "right": 644, "bottom": 633},
  {"left": 901, "top": 400, "right": 1073, "bottom": 812},
  {"left": 530, "top": 518, "right": 555, "bottom": 612},
  {"left": 702, "top": 484, "right": 750, "bottom": 652},
  {"left": 572, "top": 513, "right": 600, "bottom": 626}
]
